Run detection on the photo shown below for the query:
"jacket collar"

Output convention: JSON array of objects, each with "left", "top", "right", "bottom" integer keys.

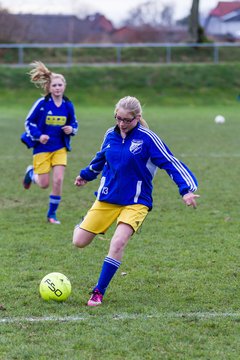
[{"left": 114, "top": 121, "right": 140, "bottom": 136}]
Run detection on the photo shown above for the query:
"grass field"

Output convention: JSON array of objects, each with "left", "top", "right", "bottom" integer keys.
[{"left": 1, "top": 88, "right": 240, "bottom": 358}]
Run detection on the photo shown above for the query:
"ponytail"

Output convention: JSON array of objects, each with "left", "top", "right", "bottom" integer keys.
[{"left": 139, "top": 118, "right": 149, "bottom": 129}]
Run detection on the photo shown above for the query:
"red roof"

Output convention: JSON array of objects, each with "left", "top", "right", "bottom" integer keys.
[{"left": 210, "top": 1, "right": 240, "bottom": 16}]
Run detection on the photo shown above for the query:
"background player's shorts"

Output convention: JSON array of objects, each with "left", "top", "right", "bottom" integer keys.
[
  {"left": 33, "top": 148, "right": 67, "bottom": 174},
  {"left": 78, "top": 200, "right": 149, "bottom": 234}
]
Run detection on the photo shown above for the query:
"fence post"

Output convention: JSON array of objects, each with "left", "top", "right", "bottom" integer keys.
[
  {"left": 116, "top": 47, "right": 121, "bottom": 64},
  {"left": 67, "top": 46, "right": 73, "bottom": 66},
  {"left": 213, "top": 45, "right": 219, "bottom": 64},
  {"left": 166, "top": 46, "right": 171, "bottom": 64},
  {"left": 18, "top": 46, "right": 24, "bottom": 65}
]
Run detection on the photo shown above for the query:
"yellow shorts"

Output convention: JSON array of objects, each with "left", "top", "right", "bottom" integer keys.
[
  {"left": 78, "top": 200, "right": 149, "bottom": 234},
  {"left": 33, "top": 148, "right": 67, "bottom": 174}
]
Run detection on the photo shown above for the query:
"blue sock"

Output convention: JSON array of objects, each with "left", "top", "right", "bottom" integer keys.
[
  {"left": 29, "top": 168, "right": 34, "bottom": 181},
  {"left": 94, "top": 256, "right": 121, "bottom": 295},
  {"left": 47, "top": 195, "right": 61, "bottom": 218}
]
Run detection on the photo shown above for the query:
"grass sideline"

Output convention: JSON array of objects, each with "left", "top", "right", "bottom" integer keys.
[
  {"left": 1, "top": 98, "right": 240, "bottom": 358},
  {"left": 0, "top": 63, "right": 240, "bottom": 107}
]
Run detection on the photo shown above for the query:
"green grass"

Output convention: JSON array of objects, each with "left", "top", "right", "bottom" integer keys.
[
  {"left": 1, "top": 62, "right": 240, "bottom": 358},
  {"left": 0, "top": 64, "right": 240, "bottom": 107},
  {"left": 1, "top": 97, "right": 240, "bottom": 359}
]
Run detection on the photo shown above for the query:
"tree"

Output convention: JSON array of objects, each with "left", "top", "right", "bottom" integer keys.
[
  {"left": 161, "top": 5, "right": 174, "bottom": 27},
  {"left": 0, "top": 8, "right": 24, "bottom": 42},
  {"left": 188, "top": 0, "right": 207, "bottom": 43},
  {"left": 189, "top": 0, "right": 199, "bottom": 42},
  {"left": 122, "top": 0, "right": 174, "bottom": 27}
]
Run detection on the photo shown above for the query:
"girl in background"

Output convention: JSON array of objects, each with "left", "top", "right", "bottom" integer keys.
[{"left": 22, "top": 61, "right": 78, "bottom": 224}]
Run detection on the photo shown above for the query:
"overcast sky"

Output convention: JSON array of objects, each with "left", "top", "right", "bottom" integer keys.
[{"left": 0, "top": 0, "right": 229, "bottom": 25}]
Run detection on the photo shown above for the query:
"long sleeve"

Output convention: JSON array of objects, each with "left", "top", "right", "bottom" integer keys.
[
  {"left": 67, "top": 101, "right": 78, "bottom": 136},
  {"left": 148, "top": 130, "right": 198, "bottom": 196},
  {"left": 24, "top": 98, "right": 45, "bottom": 141},
  {"left": 80, "top": 130, "right": 112, "bottom": 181}
]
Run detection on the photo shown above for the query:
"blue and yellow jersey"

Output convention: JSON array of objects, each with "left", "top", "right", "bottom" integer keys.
[
  {"left": 24, "top": 94, "right": 78, "bottom": 154},
  {"left": 80, "top": 123, "right": 198, "bottom": 209}
]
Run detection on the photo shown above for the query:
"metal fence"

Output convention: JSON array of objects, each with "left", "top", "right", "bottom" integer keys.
[{"left": 0, "top": 42, "right": 239, "bottom": 66}]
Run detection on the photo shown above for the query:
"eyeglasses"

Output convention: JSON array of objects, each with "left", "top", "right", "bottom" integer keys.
[{"left": 115, "top": 115, "right": 136, "bottom": 124}]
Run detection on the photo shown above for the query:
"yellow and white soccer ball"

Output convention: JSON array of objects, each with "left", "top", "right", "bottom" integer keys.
[{"left": 39, "top": 272, "right": 71, "bottom": 302}]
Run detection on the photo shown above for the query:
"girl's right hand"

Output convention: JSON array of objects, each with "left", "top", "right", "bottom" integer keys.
[
  {"left": 39, "top": 134, "right": 50, "bottom": 144},
  {"left": 74, "top": 176, "right": 88, "bottom": 187}
]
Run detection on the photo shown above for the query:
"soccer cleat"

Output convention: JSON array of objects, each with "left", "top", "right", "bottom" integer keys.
[
  {"left": 23, "top": 165, "right": 33, "bottom": 189},
  {"left": 87, "top": 289, "right": 103, "bottom": 306},
  {"left": 47, "top": 216, "right": 61, "bottom": 225}
]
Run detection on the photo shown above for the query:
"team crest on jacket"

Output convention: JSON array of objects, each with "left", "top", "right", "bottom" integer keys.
[{"left": 130, "top": 140, "right": 143, "bottom": 154}]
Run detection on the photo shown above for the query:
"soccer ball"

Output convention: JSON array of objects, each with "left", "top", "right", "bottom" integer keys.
[
  {"left": 39, "top": 272, "right": 71, "bottom": 302},
  {"left": 214, "top": 115, "right": 225, "bottom": 124}
]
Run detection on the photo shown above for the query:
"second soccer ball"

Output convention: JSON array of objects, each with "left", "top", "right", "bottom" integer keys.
[{"left": 214, "top": 115, "right": 225, "bottom": 124}]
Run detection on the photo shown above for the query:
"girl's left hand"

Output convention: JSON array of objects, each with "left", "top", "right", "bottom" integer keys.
[
  {"left": 182, "top": 192, "right": 200, "bottom": 209},
  {"left": 62, "top": 126, "right": 73, "bottom": 135}
]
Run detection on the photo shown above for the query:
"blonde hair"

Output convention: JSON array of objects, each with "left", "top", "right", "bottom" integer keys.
[
  {"left": 28, "top": 61, "right": 66, "bottom": 95},
  {"left": 115, "top": 96, "right": 149, "bottom": 128}
]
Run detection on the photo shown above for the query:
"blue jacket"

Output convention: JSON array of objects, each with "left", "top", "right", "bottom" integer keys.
[
  {"left": 24, "top": 94, "right": 78, "bottom": 154},
  {"left": 80, "top": 123, "right": 198, "bottom": 210}
]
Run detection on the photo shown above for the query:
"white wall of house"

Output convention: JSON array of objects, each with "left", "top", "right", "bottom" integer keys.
[
  {"left": 206, "top": 16, "right": 240, "bottom": 36},
  {"left": 225, "top": 21, "right": 240, "bottom": 36}
]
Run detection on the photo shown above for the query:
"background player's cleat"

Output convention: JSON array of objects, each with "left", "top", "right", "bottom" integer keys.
[
  {"left": 23, "top": 165, "right": 33, "bottom": 189},
  {"left": 87, "top": 289, "right": 103, "bottom": 306},
  {"left": 47, "top": 216, "right": 61, "bottom": 224}
]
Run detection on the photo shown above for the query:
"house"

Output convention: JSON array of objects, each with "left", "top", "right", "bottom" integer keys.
[
  {"left": 205, "top": 1, "right": 240, "bottom": 40},
  {"left": 111, "top": 25, "right": 188, "bottom": 43},
  {"left": 1, "top": 13, "right": 114, "bottom": 43}
]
